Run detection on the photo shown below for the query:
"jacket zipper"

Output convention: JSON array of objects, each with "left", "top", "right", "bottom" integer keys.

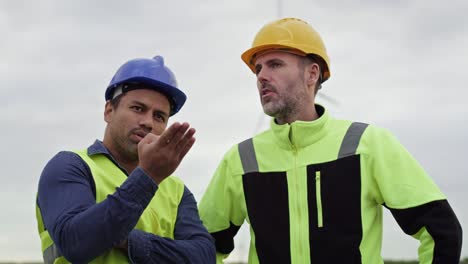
[
  {"left": 292, "top": 140, "right": 304, "bottom": 257},
  {"left": 316, "top": 171, "right": 323, "bottom": 228},
  {"left": 290, "top": 127, "right": 306, "bottom": 261}
]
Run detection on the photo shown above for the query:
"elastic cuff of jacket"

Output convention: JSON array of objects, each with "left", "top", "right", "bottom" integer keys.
[{"left": 121, "top": 167, "right": 158, "bottom": 208}]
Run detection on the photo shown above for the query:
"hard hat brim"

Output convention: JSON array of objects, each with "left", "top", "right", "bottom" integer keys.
[
  {"left": 241, "top": 44, "right": 307, "bottom": 73},
  {"left": 241, "top": 45, "right": 330, "bottom": 81},
  {"left": 106, "top": 76, "right": 187, "bottom": 116}
]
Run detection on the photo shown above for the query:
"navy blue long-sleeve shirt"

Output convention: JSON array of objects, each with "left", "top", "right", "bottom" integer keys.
[{"left": 37, "top": 140, "right": 215, "bottom": 263}]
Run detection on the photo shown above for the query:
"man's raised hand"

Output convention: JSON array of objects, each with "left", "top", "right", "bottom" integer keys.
[{"left": 137, "top": 122, "right": 196, "bottom": 184}]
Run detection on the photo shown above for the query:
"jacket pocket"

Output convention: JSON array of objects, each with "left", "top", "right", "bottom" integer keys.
[{"left": 316, "top": 171, "right": 323, "bottom": 228}]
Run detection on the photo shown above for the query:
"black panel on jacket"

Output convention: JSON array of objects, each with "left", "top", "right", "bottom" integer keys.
[
  {"left": 307, "top": 155, "right": 363, "bottom": 263},
  {"left": 386, "top": 200, "right": 463, "bottom": 263},
  {"left": 243, "top": 171, "right": 291, "bottom": 264},
  {"left": 210, "top": 222, "right": 241, "bottom": 254}
]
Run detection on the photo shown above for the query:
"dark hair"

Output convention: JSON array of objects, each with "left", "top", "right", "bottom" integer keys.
[{"left": 110, "top": 93, "right": 124, "bottom": 109}]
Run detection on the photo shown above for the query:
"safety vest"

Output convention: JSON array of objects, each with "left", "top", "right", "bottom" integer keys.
[{"left": 36, "top": 149, "right": 185, "bottom": 264}]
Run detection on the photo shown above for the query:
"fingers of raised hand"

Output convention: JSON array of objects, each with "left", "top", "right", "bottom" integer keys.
[
  {"left": 151, "top": 122, "right": 197, "bottom": 162},
  {"left": 168, "top": 122, "right": 190, "bottom": 145},
  {"left": 141, "top": 132, "right": 158, "bottom": 144},
  {"left": 155, "top": 122, "right": 178, "bottom": 146},
  {"left": 137, "top": 123, "right": 195, "bottom": 183},
  {"left": 161, "top": 122, "right": 194, "bottom": 148},
  {"left": 175, "top": 127, "right": 196, "bottom": 153},
  {"left": 159, "top": 122, "right": 183, "bottom": 145},
  {"left": 179, "top": 135, "right": 196, "bottom": 160},
  {"left": 137, "top": 133, "right": 158, "bottom": 154}
]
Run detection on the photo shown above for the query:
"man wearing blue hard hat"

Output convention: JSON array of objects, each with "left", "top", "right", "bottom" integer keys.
[{"left": 36, "top": 55, "right": 216, "bottom": 263}]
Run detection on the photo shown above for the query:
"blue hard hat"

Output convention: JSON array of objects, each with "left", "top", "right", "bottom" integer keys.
[{"left": 105, "top": 55, "right": 186, "bottom": 115}]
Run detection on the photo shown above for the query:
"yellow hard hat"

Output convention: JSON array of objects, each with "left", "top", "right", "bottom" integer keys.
[{"left": 241, "top": 18, "right": 331, "bottom": 82}]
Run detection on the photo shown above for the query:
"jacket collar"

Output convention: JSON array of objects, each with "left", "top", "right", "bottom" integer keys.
[{"left": 270, "top": 104, "right": 330, "bottom": 150}]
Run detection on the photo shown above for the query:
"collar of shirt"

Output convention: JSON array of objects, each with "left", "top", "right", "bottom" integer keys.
[
  {"left": 87, "top": 140, "right": 129, "bottom": 175},
  {"left": 88, "top": 140, "right": 112, "bottom": 156}
]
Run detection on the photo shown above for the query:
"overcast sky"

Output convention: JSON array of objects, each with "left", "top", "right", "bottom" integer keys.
[{"left": 1, "top": 0, "right": 467, "bottom": 261}]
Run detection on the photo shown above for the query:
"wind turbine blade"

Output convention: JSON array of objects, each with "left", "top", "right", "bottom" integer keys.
[{"left": 317, "top": 93, "right": 340, "bottom": 107}]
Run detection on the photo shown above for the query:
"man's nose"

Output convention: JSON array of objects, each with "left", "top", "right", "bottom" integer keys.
[
  {"left": 256, "top": 67, "right": 270, "bottom": 84},
  {"left": 138, "top": 112, "right": 153, "bottom": 131},
  {"left": 258, "top": 76, "right": 271, "bottom": 91}
]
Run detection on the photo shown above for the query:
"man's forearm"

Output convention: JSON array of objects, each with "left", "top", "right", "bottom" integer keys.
[
  {"left": 39, "top": 152, "right": 157, "bottom": 262},
  {"left": 388, "top": 200, "right": 463, "bottom": 263}
]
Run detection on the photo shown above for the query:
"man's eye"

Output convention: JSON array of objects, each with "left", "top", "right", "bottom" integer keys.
[
  {"left": 255, "top": 66, "right": 261, "bottom": 75},
  {"left": 131, "top": 106, "right": 143, "bottom": 112},
  {"left": 154, "top": 114, "right": 166, "bottom": 122},
  {"left": 271, "top": 62, "right": 281, "bottom": 68}
]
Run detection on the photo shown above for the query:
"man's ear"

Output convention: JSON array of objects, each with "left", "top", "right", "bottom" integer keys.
[
  {"left": 306, "top": 63, "right": 320, "bottom": 87},
  {"left": 104, "top": 101, "right": 113, "bottom": 123}
]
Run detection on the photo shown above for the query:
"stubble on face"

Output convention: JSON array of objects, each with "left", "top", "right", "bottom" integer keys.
[
  {"left": 260, "top": 70, "right": 308, "bottom": 124},
  {"left": 261, "top": 83, "right": 293, "bottom": 118},
  {"left": 108, "top": 116, "right": 141, "bottom": 163}
]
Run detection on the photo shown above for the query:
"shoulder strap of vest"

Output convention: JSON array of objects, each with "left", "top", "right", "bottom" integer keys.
[{"left": 338, "top": 122, "right": 369, "bottom": 158}]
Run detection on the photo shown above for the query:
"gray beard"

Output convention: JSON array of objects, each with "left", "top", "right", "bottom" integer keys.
[
  {"left": 262, "top": 90, "right": 305, "bottom": 123},
  {"left": 263, "top": 100, "right": 296, "bottom": 121}
]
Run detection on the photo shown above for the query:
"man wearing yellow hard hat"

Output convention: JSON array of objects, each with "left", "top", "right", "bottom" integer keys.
[{"left": 199, "top": 18, "right": 462, "bottom": 263}]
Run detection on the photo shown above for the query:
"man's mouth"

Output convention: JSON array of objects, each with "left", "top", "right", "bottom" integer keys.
[
  {"left": 262, "top": 89, "right": 273, "bottom": 96},
  {"left": 260, "top": 83, "right": 276, "bottom": 98},
  {"left": 261, "top": 87, "right": 276, "bottom": 100},
  {"left": 132, "top": 130, "right": 148, "bottom": 141}
]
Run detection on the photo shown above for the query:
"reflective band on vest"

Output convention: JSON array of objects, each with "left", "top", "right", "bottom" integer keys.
[
  {"left": 43, "top": 244, "right": 60, "bottom": 264},
  {"left": 238, "top": 122, "right": 369, "bottom": 172}
]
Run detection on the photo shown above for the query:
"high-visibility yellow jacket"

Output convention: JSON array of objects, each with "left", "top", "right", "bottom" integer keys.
[{"left": 199, "top": 105, "right": 462, "bottom": 264}]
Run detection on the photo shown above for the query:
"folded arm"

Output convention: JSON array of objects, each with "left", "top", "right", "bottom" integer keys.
[
  {"left": 37, "top": 151, "right": 157, "bottom": 263},
  {"left": 127, "top": 187, "right": 216, "bottom": 263}
]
